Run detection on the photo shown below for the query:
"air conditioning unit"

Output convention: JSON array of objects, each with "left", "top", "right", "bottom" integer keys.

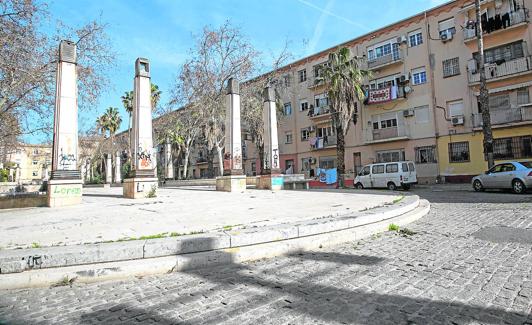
[
  {"left": 451, "top": 115, "right": 464, "bottom": 125},
  {"left": 403, "top": 109, "right": 415, "bottom": 117},
  {"left": 399, "top": 73, "right": 410, "bottom": 83},
  {"left": 396, "top": 35, "right": 407, "bottom": 44},
  {"left": 440, "top": 30, "right": 453, "bottom": 42}
]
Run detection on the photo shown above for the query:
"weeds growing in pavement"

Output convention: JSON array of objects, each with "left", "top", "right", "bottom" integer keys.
[{"left": 388, "top": 224, "right": 400, "bottom": 231}]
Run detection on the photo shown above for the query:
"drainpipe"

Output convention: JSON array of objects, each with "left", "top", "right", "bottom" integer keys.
[{"left": 425, "top": 11, "right": 442, "bottom": 183}]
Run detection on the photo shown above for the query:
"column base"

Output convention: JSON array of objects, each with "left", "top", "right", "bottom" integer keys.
[
  {"left": 258, "top": 174, "right": 284, "bottom": 191},
  {"left": 47, "top": 179, "right": 82, "bottom": 208},
  {"left": 123, "top": 177, "right": 158, "bottom": 199},
  {"left": 216, "top": 175, "right": 246, "bottom": 192}
]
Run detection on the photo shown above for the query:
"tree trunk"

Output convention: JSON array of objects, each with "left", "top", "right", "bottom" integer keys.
[
  {"left": 216, "top": 144, "right": 223, "bottom": 176},
  {"left": 258, "top": 143, "right": 264, "bottom": 176},
  {"left": 336, "top": 125, "right": 346, "bottom": 188},
  {"left": 475, "top": 0, "right": 495, "bottom": 169},
  {"left": 207, "top": 147, "right": 215, "bottom": 178},
  {"left": 183, "top": 148, "right": 190, "bottom": 180}
]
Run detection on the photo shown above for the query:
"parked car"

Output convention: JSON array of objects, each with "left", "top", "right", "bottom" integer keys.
[
  {"left": 354, "top": 161, "right": 417, "bottom": 191},
  {"left": 472, "top": 161, "right": 532, "bottom": 194}
]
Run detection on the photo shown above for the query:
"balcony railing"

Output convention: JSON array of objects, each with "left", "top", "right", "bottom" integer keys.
[
  {"left": 310, "top": 135, "right": 337, "bottom": 150},
  {"left": 463, "top": 8, "right": 529, "bottom": 41},
  {"left": 468, "top": 56, "right": 532, "bottom": 83},
  {"left": 367, "top": 49, "right": 403, "bottom": 70},
  {"left": 308, "top": 105, "right": 331, "bottom": 118},
  {"left": 365, "top": 86, "right": 405, "bottom": 105},
  {"left": 371, "top": 126, "right": 407, "bottom": 141},
  {"left": 472, "top": 106, "right": 532, "bottom": 127}
]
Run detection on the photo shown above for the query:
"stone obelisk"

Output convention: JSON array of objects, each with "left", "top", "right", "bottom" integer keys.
[
  {"left": 164, "top": 141, "right": 174, "bottom": 180},
  {"left": 215, "top": 78, "right": 246, "bottom": 192},
  {"left": 47, "top": 40, "right": 83, "bottom": 207},
  {"left": 123, "top": 58, "right": 158, "bottom": 198},
  {"left": 259, "top": 86, "right": 283, "bottom": 190},
  {"left": 114, "top": 151, "right": 121, "bottom": 184}
]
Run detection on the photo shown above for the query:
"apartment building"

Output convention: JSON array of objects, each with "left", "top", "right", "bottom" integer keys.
[
  {"left": 1, "top": 144, "right": 52, "bottom": 182},
  {"left": 269, "top": 0, "right": 532, "bottom": 183}
]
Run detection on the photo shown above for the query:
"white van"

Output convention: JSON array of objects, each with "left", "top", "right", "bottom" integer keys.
[{"left": 354, "top": 161, "right": 417, "bottom": 190}]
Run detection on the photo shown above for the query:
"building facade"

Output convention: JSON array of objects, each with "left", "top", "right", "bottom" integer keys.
[
  {"left": 267, "top": 0, "right": 532, "bottom": 184},
  {"left": 2, "top": 144, "right": 52, "bottom": 182}
]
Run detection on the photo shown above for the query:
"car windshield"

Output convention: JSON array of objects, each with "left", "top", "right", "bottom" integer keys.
[{"left": 517, "top": 161, "right": 532, "bottom": 168}]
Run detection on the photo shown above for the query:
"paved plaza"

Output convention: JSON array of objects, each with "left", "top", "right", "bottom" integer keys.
[
  {"left": 0, "top": 187, "right": 400, "bottom": 249},
  {"left": 0, "top": 187, "right": 531, "bottom": 324}
]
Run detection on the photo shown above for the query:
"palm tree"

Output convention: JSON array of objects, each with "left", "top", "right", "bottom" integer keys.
[
  {"left": 121, "top": 91, "right": 134, "bottom": 152},
  {"left": 151, "top": 83, "right": 162, "bottom": 109},
  {"left": 318, "top": 47, "right": 369, "bottom": 188},
  {"left": 96, "top": 107, "right": 122, "bottom": 182}
]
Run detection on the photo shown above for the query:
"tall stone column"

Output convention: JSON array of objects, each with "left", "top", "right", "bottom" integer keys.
[
  {"left": 164, "top": 141, "right": 174, "bottom": 180},
  {"left": 123, "top": 58, "right": 158, "bottom": 198},
  {"left": 105, "top": 153, "right": 112, "bottom": 184},
  {"left": 115, "top": 151, "right": 121, "bottom": 184},
  {"left": 47, "top": 40, "right": 82, "bottom": 207},
  {"left": 259, "top": 86, "right": 283, "bottom": 190},
  {"left": 216, "top": 78, "right": 246, "bottom": 192}
]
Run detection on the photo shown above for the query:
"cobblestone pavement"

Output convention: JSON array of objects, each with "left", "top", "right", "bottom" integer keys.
[{"left": 1, "top": 188, "right": 531, "bottom": 325}]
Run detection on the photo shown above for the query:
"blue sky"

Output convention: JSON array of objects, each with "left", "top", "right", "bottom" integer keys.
[{"left": 31, "top": 0, "right": 447, "bottom": 143}]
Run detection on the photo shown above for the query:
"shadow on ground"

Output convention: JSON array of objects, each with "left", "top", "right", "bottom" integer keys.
[{"left": 77, "top": 237, "right": 531, "bottom": 325}]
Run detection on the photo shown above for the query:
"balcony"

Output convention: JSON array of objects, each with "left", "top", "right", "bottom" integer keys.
[
  {"left": 365, "top": 125, "right": 409, "bottom": 144},
  {"left": 308, "top": 105, "right": 332, "bottom": 121},
  {"left": 367, "top": 49, "right": 403, "bottom": 70},
  {"left": 472, "top": 105, "right": 532, "bottom": 127},
  {"left": 310, "top": 135, "right": 337, "bottom": 150},
  {"left": 463, "top": 8, "right": 529, "bottom": 42},
  {"left": 467, "top": 56, "right": 532, "bottom": 83},
  {"left": 364, "top": 86, "right": 405, "bottom": 105}
]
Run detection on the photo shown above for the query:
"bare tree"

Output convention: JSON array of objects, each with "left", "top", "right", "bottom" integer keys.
[
  {"left": 0, "top": 0, "right": 114, "bottom": 151},
  {"left": 170, "top": 21, "right": 258, "bottom": 176}
]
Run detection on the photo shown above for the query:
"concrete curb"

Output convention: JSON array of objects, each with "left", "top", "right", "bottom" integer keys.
[{"left": 0, "top": 196, "right": 430, "bottom": 290}]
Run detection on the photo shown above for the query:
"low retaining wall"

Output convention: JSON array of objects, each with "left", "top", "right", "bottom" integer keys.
[
  {"left": 0, "top": 193, "right": 47, "bottom": 209},
  {"left": 161, "top": 179, "right": 216, "bottom": 187},
  {"left": 0, "top": 195, "right": 429, "bottom": 289}
]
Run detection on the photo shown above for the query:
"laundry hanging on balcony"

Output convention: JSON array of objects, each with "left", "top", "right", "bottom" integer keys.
[{"left": 367, "top": 85, "right": 399, "bottom": 104}]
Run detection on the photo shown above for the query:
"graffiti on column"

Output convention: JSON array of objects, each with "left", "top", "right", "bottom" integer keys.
[
  {"left": 137, "top": 146, "right": 152, "bottom": 168},
  {"left": 59, "top": 148, "right": 76, "bottom": 169},
  {"left": 272, "top": 148, "right": 279, "bottom": 169},
  {"left": 223, "top": 153, "right": 232, "bottom": 171}
]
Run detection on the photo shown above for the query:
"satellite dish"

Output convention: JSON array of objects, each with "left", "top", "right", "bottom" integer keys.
[{"left": 404, "top": 86, "right": 413, "bottom": 94}]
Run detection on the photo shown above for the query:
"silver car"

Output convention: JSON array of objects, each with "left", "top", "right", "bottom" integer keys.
[{"left": 472, "top": 161, "right": 532, "bottom": 194}]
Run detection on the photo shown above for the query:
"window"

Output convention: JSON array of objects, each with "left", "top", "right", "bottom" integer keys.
[
  {"left": 301, "top": 158, "right": 311, "bottom": 171},
  {"left": 449, "top": 142, "right": 470, "bottom": 162},
  {"left": 372, "top": 165, "right": 385, "bottom": 174},
  {"left": 32, "top": 171, "right": 38, "bottom": 177},
  {"left": 517, "top": 88, "right": 530, "bottom": 106},
  {"left": 415, "top": 106, "right": 430, "bottom": 123},
  {"left": 367, "top": 41, "right": 399, "bottom": 61},
  {"left": 283, "top": 74, "right": 291, "bottom": 87},
  {"left": 283, "top": 102, "right": 292, "bottom": 116},
  {"left": 438, "top": 18, "right": 456, "bottom": 38},
  {"left": 300, "top": 101, "right": 309, "bottom": 111},
  {"left": 285, "top": 132, "right": 293, "bottom": 144},
  {"left": 32, "top": 160, "right": 38, "bottom": 165},
  {"left": 412, "top": 68, "right": 427, "bottom": 85},
  {"left": 301, "top": 128, "right": 310, "bottom": 141},
  {"left": 319, "top": 156, "right": 336, "bottom": 169},
  {"left": 373, "top": 118, "right": 397, "bottom": 130},
  {"left": 474, "top": 41, "right": 524, "bottom": 65},
  {"left": 369, "top": 74, "right": 399, "bottom": 90},
  {"left": 377, "top": 149, "right": 405, "bottom": 163},
  {"left": 314, "top": 93, "right": 328, "bottom": 108},
  {"left": 285, "top": 160, "right": 295, "bottom": 174},
  {"left": 298, "top": 69, "right": 307, "bottom": 83},
  {"left": 409, "top": 30, "right": 423, "bottom": 47},
  {"left": 317, "top": 126, "right": 333, "bottom": 138},
  {"left": 415, "top": 146, "right": 437, "bottom": 163},
  {"left": 491, "top": 136, "right": 532, "bottom": 160},
  {"left": 448, "top": 100, "right": 464, "bottom": 117},
  {"left": 443, "top": 57, "right": 460, "bottom": 77},
  {"left": 32, "top": 149, "right": 39, "bottom": 155},
  {"left": 386, "top": 163, "right": 399, "bottom": 173},
  {"left": 360, "top": 166, "right": 370, "bottom": 176}
]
